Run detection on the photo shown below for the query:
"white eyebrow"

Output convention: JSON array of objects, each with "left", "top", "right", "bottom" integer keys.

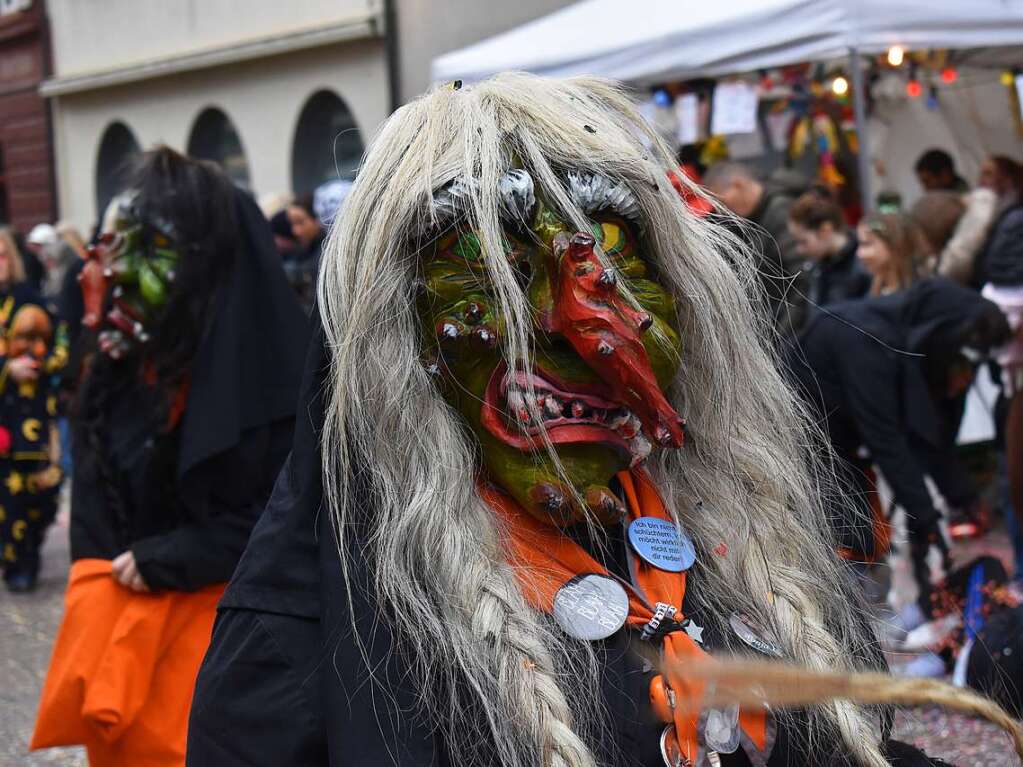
[{"left": 565, "top": 172, "right": 641, "bottom": 226}]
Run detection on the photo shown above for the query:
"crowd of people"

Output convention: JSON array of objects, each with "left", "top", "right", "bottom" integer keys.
[
  {"left": 0, "top": 73, "right": 1020, "bottom": 767},
  {"left": 703, "top": 146, "right": 1023, "bottom": 688}
]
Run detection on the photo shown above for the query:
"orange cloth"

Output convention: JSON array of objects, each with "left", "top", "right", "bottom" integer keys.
[
  {"left": 482, "top": 469, "right": 769, "bottom": 764},
  {"left": 31, "top": 559, "right": 224, "bottom": 766}
]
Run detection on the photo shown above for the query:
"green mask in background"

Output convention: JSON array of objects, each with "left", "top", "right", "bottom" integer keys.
[{"left": 83, "top": 201, "right": 179, "bottom": 360}]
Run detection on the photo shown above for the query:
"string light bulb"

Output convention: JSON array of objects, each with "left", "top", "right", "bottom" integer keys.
[
  {"left": 831, "top": 76, "right": 849, "bottom": 96},
  {"left": 887, "top": 46, "right": 905, "bottom": 67},
  {"left": 906, "top": 79, "right": 922, "bottom": 98},
  {"left": 940, "top": 67, "right": 958, "bottom": 84},
  {"left": 1002, "top": 70, "right": 1016, "bottom": 86}
]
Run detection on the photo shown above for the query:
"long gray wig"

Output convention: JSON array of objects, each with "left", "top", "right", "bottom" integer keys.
[{"left": 317, "top": 73, "right": 888, "bottom": 767}]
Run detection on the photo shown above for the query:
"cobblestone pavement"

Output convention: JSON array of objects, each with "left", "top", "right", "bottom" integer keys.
[
  {"left": 0, "top": 506, "right": 85, "bottom": 767},
  {"left": 893, "top": 705, "right": 1020, "bottom": 766},
  {"left": 1, "top": 508, "right": 1020, "bottom": 766}
]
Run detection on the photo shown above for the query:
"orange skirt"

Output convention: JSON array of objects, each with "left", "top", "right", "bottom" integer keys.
[{"left": 31, "top": 559, "right": 224, "bottom": 767}]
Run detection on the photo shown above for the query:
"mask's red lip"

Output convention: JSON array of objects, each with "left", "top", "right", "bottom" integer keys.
[{"left": 480, "top": 362, "right": 642, "bottom": 461}]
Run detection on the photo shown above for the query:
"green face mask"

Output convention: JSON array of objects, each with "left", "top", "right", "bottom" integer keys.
[
  {"left": 418, "top": 176, "right": 684, "bottom": 525},
  {"left": 86, "top": 202, "right": 180, "bottom": 360}
]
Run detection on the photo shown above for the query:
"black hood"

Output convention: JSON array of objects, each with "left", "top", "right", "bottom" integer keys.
[{"left": 177, "top": 188, "right": 309, "bottom": 480}]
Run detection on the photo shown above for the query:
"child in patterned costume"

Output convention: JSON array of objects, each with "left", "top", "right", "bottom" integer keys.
[{"left": 0, "top": 303, "right": 64, "bottom": 591}]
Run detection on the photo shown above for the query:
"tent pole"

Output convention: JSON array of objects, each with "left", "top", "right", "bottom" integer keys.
[{"left": 848, "top": 47, "right": 873, "bottom": 214}]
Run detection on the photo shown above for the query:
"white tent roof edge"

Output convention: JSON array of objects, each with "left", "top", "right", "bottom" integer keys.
[{"left": 431, "top": 0, "right": 1023, "bottom": 86}]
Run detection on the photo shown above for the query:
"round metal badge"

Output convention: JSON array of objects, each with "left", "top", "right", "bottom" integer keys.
[
  {"left": 552, "top": 574, "right": 629, "bottom": 641},
  {"left": 627, "top": 517, "right": 696, "bottom": 572},
  {"left": 729, "top": 612, "right": 783, "bottom": 658},
  {"left": 703, "top": 704, "right": 740, "bottom": 754}
]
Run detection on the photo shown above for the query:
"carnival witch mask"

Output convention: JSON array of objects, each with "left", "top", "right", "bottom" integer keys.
[
  {"left": 80, "top": 198, "right": 179, "bottom": 360},
  {"left": 419, "top": 170, "right": 684, "bottom": 524}
]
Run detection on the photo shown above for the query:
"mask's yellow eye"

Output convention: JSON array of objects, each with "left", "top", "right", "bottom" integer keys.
[{"left": 599, "top": 221, "right": 625, "bottom": 257}]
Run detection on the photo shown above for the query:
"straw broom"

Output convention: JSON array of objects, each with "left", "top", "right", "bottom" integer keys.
[{"left": 666, "top": 657, "right": 1023, "bottom": 758}]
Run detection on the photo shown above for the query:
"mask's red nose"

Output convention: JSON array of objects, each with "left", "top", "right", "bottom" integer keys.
[{"left": 548, "top": 231, "right": 684, "bottom": 449}]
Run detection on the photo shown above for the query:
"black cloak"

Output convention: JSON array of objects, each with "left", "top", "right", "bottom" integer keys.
[
  {"left": 187, "top": 312, "right": 947, "bottom": 767},
  {"left": 69, "top": 189, "right": 308, "bottom": 591},
  {"left": 786, "top": 279, "right": 1006, "bottom": 548}
]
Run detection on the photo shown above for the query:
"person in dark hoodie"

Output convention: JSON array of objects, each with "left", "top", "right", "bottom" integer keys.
[
  {"left": 787, "top": 279, "right": 1010, "bottom": 616},
  {"left": 788, "top": 192, "right": 871, "bottom": 310},
  {"left": 31, "top": 147, "right": 307, "bottom": 766}
]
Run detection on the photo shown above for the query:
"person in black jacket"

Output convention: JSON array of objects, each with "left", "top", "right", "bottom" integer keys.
[
  {"left": 787, "top": 191, "right": 871, "bottom": 312},
  {"left": 189, "top": 75, "right": 951, "bottom": 767},
  {"left": 787, "top": 280, "right": 1010, "bottom": 615},
  {"left": 68, "top": 148, "right": 308, "bottom": 592},
  {"left": 34, "top": 147, "right": 307, "bottom": 765}
]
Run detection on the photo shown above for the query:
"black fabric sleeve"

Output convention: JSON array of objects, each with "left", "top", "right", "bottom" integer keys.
[
  {"left": 187, "top": 608, "right": 326, "bottom": 766},
  {"left": 132, "top": 418, "right": 293, "bottom": 591},
  {"left": 835, "top": 339, "right": 939, "bottom": 534}
]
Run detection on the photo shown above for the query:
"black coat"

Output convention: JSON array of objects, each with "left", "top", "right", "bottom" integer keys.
[
  {"left": 974, "top": 204, "right": 1023, "bottom": 287},
  {"left": 69, "top": 189, "right": 309, "bottom": 592},
  {"left": 188, "top": 316, "right": 948, "bottom": 767},
  {"left": 787, "top": 279, "right": 1006, "bottom": 544}
]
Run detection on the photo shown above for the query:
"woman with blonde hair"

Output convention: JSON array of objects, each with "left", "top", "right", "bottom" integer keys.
[
  {"left": 188, "top": 75, "right": 948, "bottom": 766},
  {"left": 0, "top": 227, "right": 29, "bottom": 290},
  {"left": 857, "top": 213, "right": 928, "bottom": 296}
]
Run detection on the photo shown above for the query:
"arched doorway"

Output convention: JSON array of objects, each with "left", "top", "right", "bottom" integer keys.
[
  {"left": 95, "top": 121, "right": 141, "bottom": 217},
  {"left": 291, "top": 90, "right": 364, "bottom": 194},
  {"left": 187, "top": 107, "right": 251, "bottom": 188}
]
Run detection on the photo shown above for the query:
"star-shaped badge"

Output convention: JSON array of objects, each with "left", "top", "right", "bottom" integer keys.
[{"left": 682, "top": 618, "right": 704, "bottom": 644}]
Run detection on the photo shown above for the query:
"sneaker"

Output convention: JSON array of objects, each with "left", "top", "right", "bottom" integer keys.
[{"left": 4, "top": 571, "right": 37, "bottom": 593}]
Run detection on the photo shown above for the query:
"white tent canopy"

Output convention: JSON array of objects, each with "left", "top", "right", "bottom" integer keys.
[{"left": 433, "top": 0, "right": 1023, "bottom": 85}]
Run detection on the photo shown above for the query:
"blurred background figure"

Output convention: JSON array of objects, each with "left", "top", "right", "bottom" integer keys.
[
  {"left": 910, "top": 192, "right": 965, "bottom": 276},
  {"left": 703, "top": 161, "right": 808, "bottom": 335},
  {"left": 856, "top": 213, "right": 927, "bottom": 296},
  {"left": 915, "top": 148, "right": 970, "bottom": 193},
  {"left": 0, "top": 227, "right": 37, "bottom": 309},
  {"left": 978, "top": 154, "right": 1022, "bottom": 208},
  {"left": 971, "top": 154, "right": 1023, "bottom": 591},
  {"left": 0, "top": 227, "right": 66, "bottom": 592},
  {"left": 32, "top": 147, "right": 308, "bottom": 765},
  {"left": 787, "top": 192, "right": 871, "bottom": 311},
  {"left": 912, "top": 186, "right": 995, "bottom": 286},
  {"left": 312, "top": 178, "right": 352, "bottom": 229},
  {"left": 22, "top": 224, "right": 54, "bottom": 294},
  {"left": 284, "top": 193, "right": 327, "bottom": 312},
  {"left": 55, "top": 221, "right": 88, "bottom": 260},
  {"left": 268, "top": 209, "right": 299, "bottom": 261},
  {"left": 788, "top": 280, "right": 1010, "bottom": 641}
]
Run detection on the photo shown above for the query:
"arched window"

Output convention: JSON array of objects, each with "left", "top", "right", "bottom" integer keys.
[
  {"left": 291, "top": 90, "right": 364, "bottom": 194},
  {"left": 95, "top": 121, "right": 141, "bottom": 217},
  {"left": 187, "top": 107, "right": 251, "bottom": 188}
]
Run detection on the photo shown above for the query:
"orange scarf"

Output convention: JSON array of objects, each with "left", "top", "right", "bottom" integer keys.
[
  {"left": 482, "top": 469, "right": 772, "bottom": 765},
  {"left": 32, "top": 559, "right": 223, "bottom": 766}
]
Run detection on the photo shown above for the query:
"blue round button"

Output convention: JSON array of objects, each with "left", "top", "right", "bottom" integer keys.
[{"left": 627, "top": 517, "right": 696, "bottom": 572}]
